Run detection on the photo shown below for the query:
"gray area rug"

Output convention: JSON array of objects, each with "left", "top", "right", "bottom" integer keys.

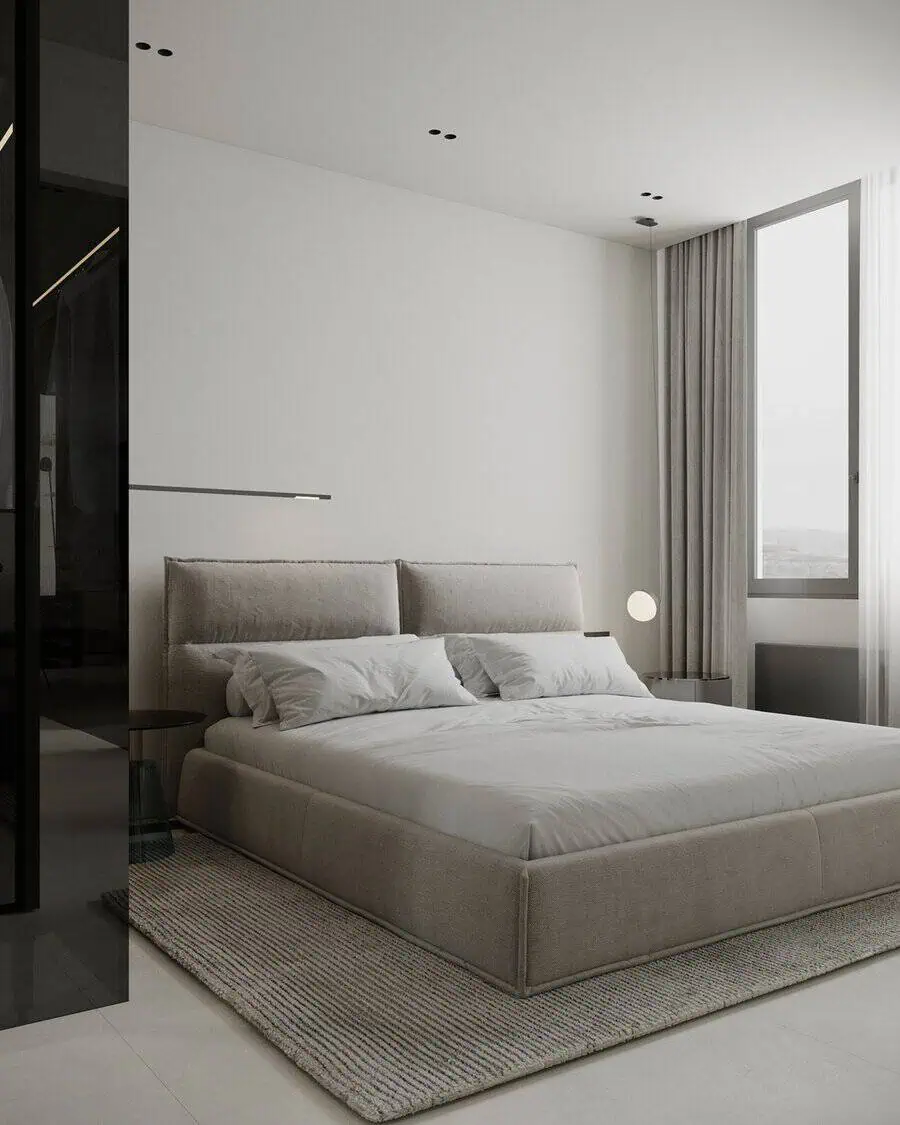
[{"left": 126, "top": 834, "right": 900, "bottom": 1122}]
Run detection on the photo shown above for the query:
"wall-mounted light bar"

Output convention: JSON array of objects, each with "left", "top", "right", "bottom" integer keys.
[
  {"left": 0, "top": 123, "right": 13, "bottom": 156},
  {"left": 33, "top": 227, "right": 120, "bottom": 307},
  {"left": 129, "top": 484, "right": 332, "bottom": 501}
]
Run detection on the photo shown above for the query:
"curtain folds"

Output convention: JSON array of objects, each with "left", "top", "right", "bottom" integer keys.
[
  {"left": 859, "top": 169, "right": 900, "bottom": 727},
  {"left": 659, "top": 223, "right": 748, "bottom": 706}
]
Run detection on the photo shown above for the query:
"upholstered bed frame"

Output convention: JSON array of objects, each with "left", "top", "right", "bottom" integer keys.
[{"left": 169, "top": 558, "right": 900, "bottom": 997}]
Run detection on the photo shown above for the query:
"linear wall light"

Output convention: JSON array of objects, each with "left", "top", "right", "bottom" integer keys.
[{"left": 129, "top": 484, "right": 332, "bottom": 501}]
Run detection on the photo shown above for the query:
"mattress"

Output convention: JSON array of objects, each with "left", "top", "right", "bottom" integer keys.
[{"left": 201, "top": 695, "right": 900, "bottom": 860}]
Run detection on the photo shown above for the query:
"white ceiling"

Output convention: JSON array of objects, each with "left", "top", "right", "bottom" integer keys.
[{"left": 130, "top": 0, "right": 900, "bottom": 247}]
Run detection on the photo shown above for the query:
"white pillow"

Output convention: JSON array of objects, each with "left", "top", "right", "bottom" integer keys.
[
  {"left": 443, "top": 635, "right": 500, "bottom": 698},
  {"left": 215, "top": 636, "right": 418, "bottom": 727},
  {"left": 467, "top": 633, "right": 651, "bottom": 701},
  {"left": 231, "top": 652, "right": 280, "bottom": 726},
  {"left": 245, "top": 637, "right": 477, "bottom": 730},
  {"left": 444, "top": 631, "right": 583, "bottom": 699},
  {"left": 225, "top": 675, "right": 252, "bottom": 718}
]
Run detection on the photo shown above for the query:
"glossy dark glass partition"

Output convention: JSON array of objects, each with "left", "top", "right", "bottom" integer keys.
[
  {"left": 0, "top": 0, "right": 128, "bottom": 1029},
  {"left": 0, "top": 0, "right": 23, "bottom": 912}
]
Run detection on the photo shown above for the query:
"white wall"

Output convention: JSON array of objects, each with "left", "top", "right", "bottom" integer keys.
[{"left": 130, "top": 124, "right": 657, "bottom": 705}]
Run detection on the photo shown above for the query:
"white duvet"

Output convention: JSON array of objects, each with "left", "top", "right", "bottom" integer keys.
[{"left": 202, "top": 695, "right": 900, "bottom": 859}]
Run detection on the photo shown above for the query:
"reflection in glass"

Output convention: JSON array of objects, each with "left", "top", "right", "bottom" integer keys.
[
  {"left": 0, "top": 0, "right": 17, "bottom": 910},
  {"left": 1, "top": 0, "right": 129, "bottom": 1028}
]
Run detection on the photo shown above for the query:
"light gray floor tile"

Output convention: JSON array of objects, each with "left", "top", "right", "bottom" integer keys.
[
  {"left": 751, "top": 949, "right": 900, "bottom": 1076},
  {"left": 0, "top": 1079, "right": 199, "bottom": 1125},
  {"left": 103, "top": 935, "right": 354, "bottom": 1125},
  {"left": 0, "top": 1009, "right": 160, "bottom": 1105},
  {"left": 8, "top": 931, "right": 900, "bottom": 1125},
  {"left": 0, "top": 1008, "right": 107, "bottom": 1055}
]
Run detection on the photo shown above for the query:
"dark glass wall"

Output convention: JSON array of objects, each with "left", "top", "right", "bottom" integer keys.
[
  {"left": 0, "top": 0, "right": 25, "bottom": 913},
  {"left": 0, "top": 0, "right": 128, "bottom": 1029}
]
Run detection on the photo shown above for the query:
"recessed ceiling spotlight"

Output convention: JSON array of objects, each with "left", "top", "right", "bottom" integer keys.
[
  {"left": 635, "top": 216, "right": 659, "bottom": 228},
  {"left": 640, "top": 191, "right": 652, "bottom": 197},
  {"left": 428, "top": 128, "right": 441, "bottom": 135},
  {"left": 135, "top": 41, "right": 151, "bottom": 50},
  {"left": 652, "top": 194, "right": 663, "bottom": 201},
  {"left": 443, "top": 133, "right": 457, "bottom": 140},
  {"left": 157, "top": 48, "right": 174, "bottom": 57}
]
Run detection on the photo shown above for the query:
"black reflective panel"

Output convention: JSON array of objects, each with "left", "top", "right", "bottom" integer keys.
[
  {"left": 0, "top": 0, "right": 128, "bottom": 1029},
  {"left": 0, "top": 0, "right": 18, "bottom": 911}
]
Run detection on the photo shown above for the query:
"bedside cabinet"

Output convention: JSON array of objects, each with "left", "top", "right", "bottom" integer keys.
[{"left": 645, "top": 674, "right": 732, "bottom": 706}]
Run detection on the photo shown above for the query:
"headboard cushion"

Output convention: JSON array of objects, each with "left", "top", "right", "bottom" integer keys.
[
  {"left": 166, "top": 558, "right": 401, "bottom": 645},
  {"left": 398, "top": 561, "right": 584, "bottom": 635},
  {"left": 163, "top": 558, "right": 400, "bottom": 801}
]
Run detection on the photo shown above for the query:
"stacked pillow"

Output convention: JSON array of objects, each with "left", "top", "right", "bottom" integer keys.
[
  {"left": 217, "top": 630, "right": 650, "bottom": 731},
  {"left": 216, "top": 636, "right": 476, "bottom": 730},
  {"left": 459, "top": 633, "right": 651, "bottom": 701}
]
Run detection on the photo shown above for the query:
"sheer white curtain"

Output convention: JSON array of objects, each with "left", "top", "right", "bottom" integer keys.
[{"left": 859, "top": 168, "right": 900, "bottom": 726}]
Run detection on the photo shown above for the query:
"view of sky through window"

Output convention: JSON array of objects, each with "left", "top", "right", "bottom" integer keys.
[{"left": 755, "top": 200, "right": 850, "bottom": 579}]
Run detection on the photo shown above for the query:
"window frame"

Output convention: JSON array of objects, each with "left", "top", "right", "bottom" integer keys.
[{"left": 747, "top": 180, "right": 860, "bottom": 599}]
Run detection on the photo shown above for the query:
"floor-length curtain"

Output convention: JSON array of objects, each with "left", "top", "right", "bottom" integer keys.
[
  {"left": 659, "top": 223, "right": 748, "bottom": 705},
  {"left": 859, "top": 168, "right": 900, "bottom": 726}
]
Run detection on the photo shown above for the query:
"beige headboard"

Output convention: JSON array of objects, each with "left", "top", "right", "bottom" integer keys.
[
  {"left": 398, "top": 561, "right": 584, "bottom": 635},
  {"left": 163, "top": 557, "right": 584, "bottom": 803}
]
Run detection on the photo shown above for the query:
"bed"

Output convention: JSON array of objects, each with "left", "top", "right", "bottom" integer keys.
[{"left": 167, "top": 558, "right": 900, "bottom": 996}]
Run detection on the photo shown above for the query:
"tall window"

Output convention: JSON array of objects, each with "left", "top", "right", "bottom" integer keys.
[{"left": 748, "top": 182, "right": 859, "bottom": 598}]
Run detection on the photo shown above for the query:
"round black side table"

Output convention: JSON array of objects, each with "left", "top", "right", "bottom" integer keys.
[{"left": 129, "top": 709, "right": 205, "bottom": 865}]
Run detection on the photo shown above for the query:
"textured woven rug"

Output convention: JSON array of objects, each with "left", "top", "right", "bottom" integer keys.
[{"left": 124, "top": 834, "right": 900, "bottom": 1122}]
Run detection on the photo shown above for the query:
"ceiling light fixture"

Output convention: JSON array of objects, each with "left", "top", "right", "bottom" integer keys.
[
  {"left": 428, "top": 128, "right": 441, "bottom": 135},
  {"left": 443, "top": 133, "right": 457, "bottom": 140},
  {"left": 135, "top": 42, "right": 174, "bottom": 56}
]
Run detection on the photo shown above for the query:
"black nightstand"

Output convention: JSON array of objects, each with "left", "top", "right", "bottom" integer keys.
[
  {"left": 129, "top": 709, "right": 204, "bottom": 864},
  {"left": 645, "top": 674, "right": 732, "bottom": 706}
]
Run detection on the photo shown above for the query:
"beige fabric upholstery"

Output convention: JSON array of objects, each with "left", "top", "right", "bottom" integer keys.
[
  {"left": 166, "top": 558, "right": 401, "bottom": 645},
  {"left": 812, "top": 792, "right": 900, "bottom": 901},
  {"left": 300, "top": 791, "right": 524, "bottom": 988},
  {"left": 398, "top": 561, "right": 584, "bottom": 635},
  {"left": 524, "top": 812, "right": 822, "bottom": 989},
  {"left": 178, "top": 746, "right": 900, "bottom": 996},
  {"left": 179, "top": 750, "right": 523, "bottom": 989}
]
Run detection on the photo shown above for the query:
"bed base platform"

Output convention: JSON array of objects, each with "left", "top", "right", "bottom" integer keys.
[{"left": 178, "top": 747, "right": 900, "bottom": 997}]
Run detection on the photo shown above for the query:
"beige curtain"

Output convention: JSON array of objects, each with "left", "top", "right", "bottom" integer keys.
[{"left": 659, "top": 222, "right": 748, "bottom": 706}]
